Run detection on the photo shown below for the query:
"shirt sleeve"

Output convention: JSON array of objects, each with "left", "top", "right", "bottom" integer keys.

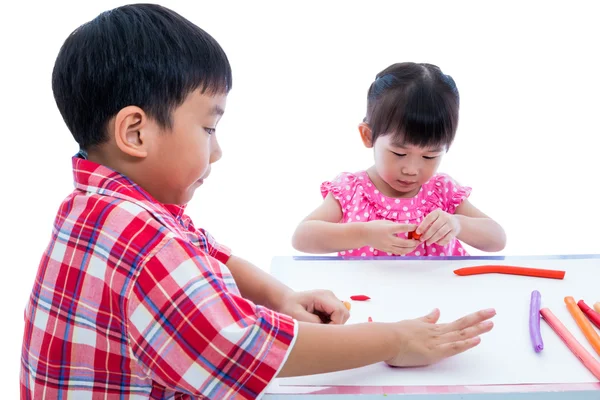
[
  {"left": 126, "top": 237, "right": 297, "bottom": 399},
  {"left": 320, "top": 172, "right": 359, "bottom": 210},
  {"left": 435, "top": 173, "right": 472, "bottom": 214},
  {"left": 197, "top": 228, "right": 232, "bottom": 265},
  {"left": 180, "top": 213, "right": 232, "bottom": 265}
]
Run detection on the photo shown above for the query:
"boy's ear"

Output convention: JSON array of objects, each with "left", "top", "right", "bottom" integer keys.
[
  {"left": 359, "top": 122, "right": 373, "bottom": 148},
  {"left": 112, "top": 106, "right": 151, "bottom": 158}
]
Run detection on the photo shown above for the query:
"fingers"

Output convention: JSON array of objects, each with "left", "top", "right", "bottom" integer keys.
[
  {"left": 392, "top": 238, "right": 421, "bottom": 249},
  {"left": 420, "top": 217, "right": 445, "bottom": 244},
  {"left": 436, "top": 336, "right": 482, "bottom": 358},
  {"left": 299, "top": 309, "right": 324, "bottom": 324},
  {"left": 437, "top": 230, "right": 454, "bottom": 246},
  {"left": 390, "top": 244, "right": 420, "bottom": 255},
  {"left": 440, "top": 308, "right": 497, "bottom": 334},
  {"left": 390, "top": 223, "right": 418, "bottom": 233},
  {"left": 376, "top": 237, "right": 420, "bottom": 255},
  {"left": 438, "top": 320, "right": 494, "bottom": 343},
  {"left": 416, "top": 308, "right": 440, "bottom": 324},
  {"left": 314, "top": 291, "right": 351, "bottom": 325},
  {"left": 329, "top": 308, "right": 351, "bottom": 325},
  {"left": 427, "top": 224, "right": 452, "bottom": 245},
  {"left": 416, "top": 210, "right": 440, "bottom": 236}
]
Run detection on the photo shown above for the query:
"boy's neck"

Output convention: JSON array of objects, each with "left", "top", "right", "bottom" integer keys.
[
  {"left": 85, "top": 147, "right": 111, "bottom": 167},
  {"left": 86, "top": 147, "right": 147, "bottom": 196}
]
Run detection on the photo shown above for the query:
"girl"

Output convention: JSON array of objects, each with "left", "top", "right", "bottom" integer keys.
[{"left": 293, "top": 62, "right": 506, "bottom": 257}]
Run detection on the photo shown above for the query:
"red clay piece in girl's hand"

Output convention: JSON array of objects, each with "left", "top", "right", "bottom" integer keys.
[
  {"left": 350, "top": 295, "right": 371, "bottom": 301},
  {"left": 408, "top": 230, "right": 421, "bottom": 240}
]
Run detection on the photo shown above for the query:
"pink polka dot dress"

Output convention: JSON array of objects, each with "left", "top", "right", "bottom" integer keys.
[{"left": 321, "top": 171, "right": 472, "bottom": 257}]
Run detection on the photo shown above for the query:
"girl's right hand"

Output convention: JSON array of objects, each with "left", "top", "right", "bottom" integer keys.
[
  {"left": 386, "top": 308, "right": 496, "bottom": 367},
  {"left": 362, "top": 220, "right": 420, "bottom": 255}
]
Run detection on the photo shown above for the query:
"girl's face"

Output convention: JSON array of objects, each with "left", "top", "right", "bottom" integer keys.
[{"left": 360, "top": 124, "right": 446, "bottom": 198}]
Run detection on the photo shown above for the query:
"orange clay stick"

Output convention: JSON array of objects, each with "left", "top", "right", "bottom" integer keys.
[
  {"left": 594, "top": 302, "right": 600, "bottom": 314},
  {"left": 565, "top": 296, "right": 600, "bottom": 356},
  {"left": 453, "top": 265, "right": 565, "bottom": 280}
]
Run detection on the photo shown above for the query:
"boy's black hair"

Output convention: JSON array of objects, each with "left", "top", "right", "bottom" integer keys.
[
  {"left": 52, "top": 3, "right": 232, "bottom": 150},
  {"left": 365, "top": 62, "right": 459, "bottom": 149}
]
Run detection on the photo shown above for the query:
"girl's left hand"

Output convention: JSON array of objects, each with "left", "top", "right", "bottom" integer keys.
[{"left": 416, "top": 209, "right": 461, "bottom": 246}]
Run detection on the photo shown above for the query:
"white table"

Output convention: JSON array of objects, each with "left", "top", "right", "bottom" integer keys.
[{"left": 264, "top": 254, "right": 600, "bottom": 399}]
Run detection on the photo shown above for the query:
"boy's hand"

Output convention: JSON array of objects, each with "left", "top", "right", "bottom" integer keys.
[
  {"left": 278, "top": 290, "right": 351, "bottom": 325},
  {"left": 362, "top": 220, "right": 419, "bottom": 255},
  {"left": 386, "top": 308, "right": 495, "bottom": 367},
  {"left": 416, "top": 209, "right": 461, "bottom": 246}
]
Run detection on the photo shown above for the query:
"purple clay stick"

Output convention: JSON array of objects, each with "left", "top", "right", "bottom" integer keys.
[{"left": 530, "top": 290, "right": 544, "bottom": 352}]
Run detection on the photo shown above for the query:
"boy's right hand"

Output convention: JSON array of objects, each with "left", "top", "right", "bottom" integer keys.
[
  {"left": 386, "top": 308, "right": 496, "bottom": 367},
  {"left": 362, "top": 220, "right": 420, "bottom": 255}
]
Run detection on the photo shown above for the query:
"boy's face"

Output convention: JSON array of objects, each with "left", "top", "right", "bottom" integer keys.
[{"left": 142, "top": 90, "right": 227, "bottom": 205}]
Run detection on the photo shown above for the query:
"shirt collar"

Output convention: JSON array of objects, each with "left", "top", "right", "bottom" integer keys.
[{"left": 72, "top": 151, "right": 187, "bottom": 220}]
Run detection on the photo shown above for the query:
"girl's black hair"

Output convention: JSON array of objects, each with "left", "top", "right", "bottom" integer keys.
[{"left": 365, "top": 62, "right": 459, "bottom": 149}]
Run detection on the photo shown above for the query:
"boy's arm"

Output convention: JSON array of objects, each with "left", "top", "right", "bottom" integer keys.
[
  {"left": 225, "top": 255, "right": 350, "bottom": 324},
  {"left": 127, "top": 237, "right": 495, "bottom": 398},
  {"left": 292, "top": 193, "right": 368, "bottom": 253},
  {"left": 197, "top": 225, "right": 349, "bottom": 323},
  {"left": 196, "top": 226, "right": 296, "bottom": 314},
  {"left": 279, "top": 308, "right": 495, "bottom": 377},
  {"left": 454, "top": 200, "right": 506, "bottom": 252},
  {"left": 226, "top": 255, "right": 292, "bottom": 311},
  {"left": 127, "top": 237, "right": 297, "bottom": 398}
]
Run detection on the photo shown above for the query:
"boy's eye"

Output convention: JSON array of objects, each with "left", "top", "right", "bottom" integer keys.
[
  {"left": 204, "top": 127, "right": 216, "bottom": 135},
  {"left": 391, "top": 152, "right": 407, "bottom": 157},
  {"left": 423, "top": 155, "right": 438, "bottom": 160}
]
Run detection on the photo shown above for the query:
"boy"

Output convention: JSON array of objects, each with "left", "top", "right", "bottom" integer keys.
[{"left": 20, "top": 4, "right": 495, "bottom": 399}]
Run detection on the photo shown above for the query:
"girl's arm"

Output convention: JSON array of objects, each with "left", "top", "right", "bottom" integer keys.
[
  {"left": 454, "top": 200, "right": 506, "bottom": 252},
  {"left": 292, "top": 193, "right": 368, "bottom": 253}
]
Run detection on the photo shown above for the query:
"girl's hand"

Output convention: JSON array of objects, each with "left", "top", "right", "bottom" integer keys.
[
  {"left": 362, "top": 220, "right": 420, "bottom": 255},
  {"left": 416, "top": 209, "right": 461, "bottom": 246}
]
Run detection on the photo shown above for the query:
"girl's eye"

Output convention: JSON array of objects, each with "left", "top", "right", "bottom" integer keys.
[{"left": 204, "top": 128, "right": 216, "bottom": 135}]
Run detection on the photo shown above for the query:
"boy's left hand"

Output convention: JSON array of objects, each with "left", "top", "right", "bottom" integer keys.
[
  {"left": 416, "top": 209, "right": 461, "bottom": 246},
  {"left": 278, "top": 290, "right": 350, "bottom": 325}
]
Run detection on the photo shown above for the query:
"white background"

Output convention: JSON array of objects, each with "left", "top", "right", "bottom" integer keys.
[{"left": 1, "top": 0, "right": 599, "bottom": 394}]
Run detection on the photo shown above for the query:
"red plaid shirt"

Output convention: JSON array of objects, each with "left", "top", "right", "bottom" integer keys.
[{"left": 20, "top": 154, "right": 296, "bottom": 399}]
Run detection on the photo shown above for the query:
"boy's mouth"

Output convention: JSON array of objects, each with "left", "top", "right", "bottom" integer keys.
[{"left": 197, "top": 170, "right": 211, "bottom": 185}]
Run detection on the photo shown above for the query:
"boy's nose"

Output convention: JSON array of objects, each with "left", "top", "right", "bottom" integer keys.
[{"left": 210, "top": 138, "right": 222, "bottom": 164}]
